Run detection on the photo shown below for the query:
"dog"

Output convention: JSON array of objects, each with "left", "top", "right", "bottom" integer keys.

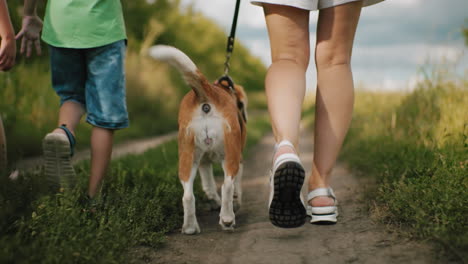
[{"left": 149, "top": 45, "right": 248, "bottom": 234}]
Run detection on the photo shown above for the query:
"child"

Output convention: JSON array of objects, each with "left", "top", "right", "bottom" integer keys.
[
  {"left": 16, "top": 0, "right": 128, "bottom": 198},
  {"left": 0, "top": 0, "right": 16, "bottom": 71}
]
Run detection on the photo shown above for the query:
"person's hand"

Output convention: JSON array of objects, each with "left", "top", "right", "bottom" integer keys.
[
  {"left": 0, "top": 36, "right": 16, "bottom": 71},
  {"left": 15, "top": 15, "right": 43, "bottom": 58}
]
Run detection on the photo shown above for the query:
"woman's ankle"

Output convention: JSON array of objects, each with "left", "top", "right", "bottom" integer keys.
[
  {"left": 308, "top": 176, "right": 335, "bottom": 207},
  {"left": 309, "top": 196, "right": 335, "bottom": 207},
  {"left": 273, "top": 144, "right": 296, "bottom": 161}
]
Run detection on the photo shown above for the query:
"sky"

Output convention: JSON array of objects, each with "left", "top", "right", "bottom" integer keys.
[{"left": 179, "top": 0, "right": 468, "bottom": 91}]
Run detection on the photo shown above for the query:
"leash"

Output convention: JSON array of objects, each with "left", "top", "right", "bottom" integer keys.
[
  {"left": 224, "top": 0, "right": 241, "bottom": 76},
  {"left": 217, "top": 0, "right": 241, "bottom": 92}
]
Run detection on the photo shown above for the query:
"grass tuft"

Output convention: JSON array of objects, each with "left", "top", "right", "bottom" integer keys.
[{"left": 341, "top": 70, "right": 467, "bottom": 258}]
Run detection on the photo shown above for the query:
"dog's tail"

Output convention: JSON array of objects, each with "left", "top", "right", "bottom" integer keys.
[{"left": 148, "top": 45, "right": 210, "bottom": 102}]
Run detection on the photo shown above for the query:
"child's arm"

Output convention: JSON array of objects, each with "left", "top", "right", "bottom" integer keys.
[
  {"left": 16, "top": 0, "right": 42, "bottom": 58},
  {"left": 0, "top": 0, "right": 16, "bottom": 71}
]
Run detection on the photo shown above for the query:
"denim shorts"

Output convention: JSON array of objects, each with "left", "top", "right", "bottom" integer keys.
[{"left": 49, "top": 40, "right": 129, "bottom": 129}]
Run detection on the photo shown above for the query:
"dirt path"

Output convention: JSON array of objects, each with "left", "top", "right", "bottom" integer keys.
[
  {"left": 15, "top": 132, "right": 178, "bottom": 171},
  {"left": 133, "top": 131, "right": 448, "bottom": 264}
]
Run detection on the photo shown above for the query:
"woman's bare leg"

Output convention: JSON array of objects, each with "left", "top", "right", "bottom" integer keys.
[
  {"left": 263, "top": 4, "right": 310, "bottom": 158},
  {"left": 309, "top": 2, "right": 362, "bottom": 206}
]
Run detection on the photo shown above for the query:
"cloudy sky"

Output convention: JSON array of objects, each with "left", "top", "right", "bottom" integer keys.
[{"left": 179, "top": 0, "right": 467, "bottom": 91}]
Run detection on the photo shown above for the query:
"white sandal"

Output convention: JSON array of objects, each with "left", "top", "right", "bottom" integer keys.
[
  {"left": 268, "top": 140, "right": 306, "bottom": 228},
  {"left": 307, "top": 187, "right": 338, "bottom": 224}
]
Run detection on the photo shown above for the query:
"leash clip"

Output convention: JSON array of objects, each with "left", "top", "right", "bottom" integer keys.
[
  {"left": 224, "top": 52, "right": 232, "bottom": 75},
  {"left": 217, "top": 74, "right": 236, "bottom": 94}
]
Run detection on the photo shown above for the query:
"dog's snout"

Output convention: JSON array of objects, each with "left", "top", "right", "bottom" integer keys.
[{"left": 202, "top": 104, "right": 211, "bottom": 113}]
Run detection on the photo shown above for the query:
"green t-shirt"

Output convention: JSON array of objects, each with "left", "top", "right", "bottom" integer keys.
[{"left": 42, "top": 0, "right": 126, "bottom": 48}]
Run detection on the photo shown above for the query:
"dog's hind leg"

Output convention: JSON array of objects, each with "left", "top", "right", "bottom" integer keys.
[
  {"left": 199, "top": 162, "right": 221, "bottom": 210},
  {"left": 181, "top": 166, "right": 200, "bottom": 235},
  {"left": 179, "top": 134, "right": 201, "bottom": 235},
  {"left": 220, "top": 160, "right": 237, "bottom": 231},
  {"left": 233, "top": 162, "right": 243, "bottom": 212},
  {"left": 219, "top": 129, "right": 242, "bottom": 230},
  {"left": 215, "top": 111, "right": 243, "bottom": 231}
]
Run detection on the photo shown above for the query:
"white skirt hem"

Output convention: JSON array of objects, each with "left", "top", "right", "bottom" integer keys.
[{"left": 250, "top": 0, "right": 384, "bottom": 11}]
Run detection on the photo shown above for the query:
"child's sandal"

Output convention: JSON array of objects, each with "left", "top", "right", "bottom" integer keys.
[{"left": 42, "top": 124, "right": 76, "bottom": 189}]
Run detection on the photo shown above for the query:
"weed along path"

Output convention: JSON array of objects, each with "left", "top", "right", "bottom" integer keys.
[{"left": 133, "top": 131, "right": 443, "bottom": 264}]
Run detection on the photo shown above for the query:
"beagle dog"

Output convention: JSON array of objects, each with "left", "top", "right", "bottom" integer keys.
[{"left": 149, "top": 45, "right": 247, "bottom": 234}]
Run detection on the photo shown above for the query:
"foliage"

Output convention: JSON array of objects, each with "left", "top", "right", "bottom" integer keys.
[{"left": 341, "top": 69, "right": 468, "bottom": 258}]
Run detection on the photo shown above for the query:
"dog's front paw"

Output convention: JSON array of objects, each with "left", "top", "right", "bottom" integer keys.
[{"left": 182, "top": 221, "right": 201, "bottom": 235}]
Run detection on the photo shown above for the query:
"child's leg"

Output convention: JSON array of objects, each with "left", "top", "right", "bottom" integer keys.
[
  {"left": 49, "top": 45, "right": 87, "bottom": 136},
  {"left": 309, "top": 2, "right": 362, "bottom": 206},
  {"left": 43, "top": 102, "right": 83, "bottom": 189},
  {"left": 84, "top": 40, "right": 128, "bottom": 197},
  {"left": 52, "top": 101, "right": 85, "bottom": 136},
  {"left": 44, "top": 46, "right": 86, "bottom": 189},
  {"left": 88, "top": 127, "right": 114, "bottom": 197}
]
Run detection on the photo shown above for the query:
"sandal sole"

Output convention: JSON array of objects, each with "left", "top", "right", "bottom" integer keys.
[
  {"left": 310, "top": 214, "right": 337, "bottom": 225},
  {"left": 43, "top": 134, "right": 76, "bottom": 189},
  {"left": 269, "top": 161, "right": 306, "bottom": 228},
  {"left": 310, "top": 212, "right": 338, "bottom": 224}
]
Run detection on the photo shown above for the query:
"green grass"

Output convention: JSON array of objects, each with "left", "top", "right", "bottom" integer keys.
[
  {"left": 0, "top": 114, "right": 270, "bottom": 264},
  {"left": 341, "top": 72, "right": 467, "bottom": 258}
]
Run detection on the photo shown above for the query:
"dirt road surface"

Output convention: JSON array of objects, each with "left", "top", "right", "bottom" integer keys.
[
  {"left": 133, "top": 131, "right": 452, "bottom": 264},
  {"left": 15, "top": 132, "right": 178, "bottom": 171}
]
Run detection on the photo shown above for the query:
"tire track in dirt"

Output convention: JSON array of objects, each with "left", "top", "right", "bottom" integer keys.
[{"left": 133, "top": 131, "right": 453, "bottom": 264}]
